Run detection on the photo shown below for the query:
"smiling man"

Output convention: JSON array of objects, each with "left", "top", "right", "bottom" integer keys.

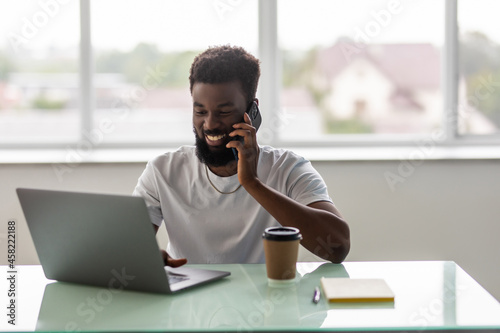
[{"left": 133, "top": 45, "right": 350, "bottom": 267}]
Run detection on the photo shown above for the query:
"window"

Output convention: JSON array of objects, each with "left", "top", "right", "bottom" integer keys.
[
  {"left": 0, "top": 0, "right": 258, "bottom": 147},
  {"left": 0, "top": 1, "right": 80, "bottom": 144},
  {"left": 458, "top": 0, "right": 500, "bottom": 136},
  {"left": 90, "top": 0, "right": 258, "bottom": 144},
  {"left": 278, "top": 0, "right": 444, "bottom": 142},
  {"left": 0, "top": 0, "right": 498, "bottom": 150}
]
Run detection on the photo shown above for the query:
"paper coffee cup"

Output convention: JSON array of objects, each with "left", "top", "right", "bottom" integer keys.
[{"left": 262, "top": 227, "right": 302, "bottom": 282}]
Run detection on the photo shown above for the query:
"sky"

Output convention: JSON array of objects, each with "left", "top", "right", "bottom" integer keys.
[{"left": 0, "top": 0, "right": 499, "bottom": 54}]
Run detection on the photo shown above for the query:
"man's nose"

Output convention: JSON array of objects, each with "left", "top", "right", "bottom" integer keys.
[{"left": 204, "top": 113, "right": 221, "bottom": 130}]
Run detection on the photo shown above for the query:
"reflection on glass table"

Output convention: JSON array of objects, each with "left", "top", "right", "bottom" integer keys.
[{"left": 2, "top": 261, "right": 499, "bottom": 332}]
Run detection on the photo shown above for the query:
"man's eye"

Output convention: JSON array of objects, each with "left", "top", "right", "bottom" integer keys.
[{"left": 194, "top": 110, "right": 206, "bottom": 115}]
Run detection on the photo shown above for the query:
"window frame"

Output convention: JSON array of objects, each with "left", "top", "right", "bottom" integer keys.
[
  {"left": 1, "top": 0, "right": 500, "bottom": 153},
  {"left": 264, "top": 0, "right": 500, "bottom": 148}
]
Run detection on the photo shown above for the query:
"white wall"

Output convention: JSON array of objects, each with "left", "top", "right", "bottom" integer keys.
[{"left": 1, "top": 158, "right": 499, "bottom": 301}]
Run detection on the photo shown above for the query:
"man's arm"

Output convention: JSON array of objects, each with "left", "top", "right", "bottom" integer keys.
[
  {"left": 134, "top": 162, "right": 187, "bottom": 268},
  {"left": 228, "top": 113, "right": 350, "bottom": 263},
  {"left": 153, "top": 224, "right": 187, "bottom": 267},
  {"left": 243, "top": 181, "right": 350, "bottom": 263}
]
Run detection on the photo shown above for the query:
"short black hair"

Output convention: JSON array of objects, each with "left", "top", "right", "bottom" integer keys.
[{"left": 189, "top": 45, "right": 260, "bottom": 105}]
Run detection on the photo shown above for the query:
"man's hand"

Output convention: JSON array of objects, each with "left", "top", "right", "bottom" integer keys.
[
  {"left": 226, "top": 112, "right": 259, "bottom": 187},
  {"left": 160, "top": 249, "right": 187, "bottom": 267}
]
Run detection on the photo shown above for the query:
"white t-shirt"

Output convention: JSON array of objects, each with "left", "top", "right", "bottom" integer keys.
[{"left": 133, "top": 145, "right": 333, "bottom": 264}]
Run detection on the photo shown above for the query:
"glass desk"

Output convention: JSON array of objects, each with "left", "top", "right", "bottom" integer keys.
[{"left": 1, "top": 261, "right": 499, "bottom": 332}]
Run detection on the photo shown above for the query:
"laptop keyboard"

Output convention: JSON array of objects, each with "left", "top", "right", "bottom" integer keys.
[{"left": 168, "top": 274, "right": 189, "bottom": 284}]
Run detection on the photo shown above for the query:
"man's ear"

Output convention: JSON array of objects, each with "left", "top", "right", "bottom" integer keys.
[{"left": 254, "top": 98, "right": 259, "bottom": 106}]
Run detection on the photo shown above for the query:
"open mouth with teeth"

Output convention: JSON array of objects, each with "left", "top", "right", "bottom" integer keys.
[{"left": 205, "top": 133, "right": 228, "bottom": 147}]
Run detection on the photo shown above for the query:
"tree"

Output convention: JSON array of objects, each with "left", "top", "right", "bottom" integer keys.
[
  {"left": 460, "top": 31, "right": 500, "bottom": 128},
  {"left": 95, "top": 44, "right": 198, "bottom": 87},
  {"left": 460, "top": 31, "right": 500, "bottom": 77},
  {"left": 0, "top": 50, "right": 15, "bottom": 81}
]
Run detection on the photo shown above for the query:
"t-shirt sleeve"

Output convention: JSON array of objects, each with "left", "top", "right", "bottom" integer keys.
[
  {"left": 286, "top": 156, "right": 333, "bottom": 206},
  {"left": 132, "top": 160, "right": 163, "bottom": 227}
]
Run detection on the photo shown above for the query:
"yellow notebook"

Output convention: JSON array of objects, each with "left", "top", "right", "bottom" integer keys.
[{"left": 320, "top": 277, "right": 395, "bottom": 303}]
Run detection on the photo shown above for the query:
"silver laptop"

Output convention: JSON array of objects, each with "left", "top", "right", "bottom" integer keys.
[{"left": 16, "top": 188, "right": 230, "bottom": 294}]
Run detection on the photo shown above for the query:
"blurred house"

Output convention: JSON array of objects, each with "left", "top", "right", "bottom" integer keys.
[{"left": 314, "top": 41, "right": 443, "bottom": 133}]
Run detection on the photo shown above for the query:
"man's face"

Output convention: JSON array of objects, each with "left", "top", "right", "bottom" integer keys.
[{"left": 192, "top": 81, "right": 247, "bottom": 167}]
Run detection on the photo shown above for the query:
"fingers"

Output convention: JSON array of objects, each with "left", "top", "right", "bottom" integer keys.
[
  {"left": 244, "top": 112, "right": 252, "bottom": 125},
  {"left": 168, "top": 257, "right": 188, "bottom": 268},
  {"left": 161, "top": 250, "right": 187, "bottom": 267},
  {"left": 227, "top": 119, "right": 256, "bottom": 148}
]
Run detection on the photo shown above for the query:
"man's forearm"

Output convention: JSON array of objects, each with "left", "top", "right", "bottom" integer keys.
[{"left": 243, "top": 179, "right": 350, "bottom": 263}]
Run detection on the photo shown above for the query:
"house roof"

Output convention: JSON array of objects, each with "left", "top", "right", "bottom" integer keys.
[
  {"left": 317, "top": 41, "right": 440, "bottom": 90},
  {"left": 281, "top": 87, "right": 316, "bottom": 108}
]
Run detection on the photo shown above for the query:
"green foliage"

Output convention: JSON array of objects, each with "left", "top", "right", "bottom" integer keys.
[
  {"left": 0, "top": 51, "right": 15, "bottom": 80},
  {"left": 460, "top": 31, "right": 500, "bottom": 77},
  {"left": 10, "top": 55, "right": 77, "bottom": 74},
  {"left": 95, "top": 44, "right": 198, "bottom": 87},
  {"left": 460, "top": 31, "right": 500, "bottom": 128},
  {"left": 95, "top": 49, "right": 128, "bottom": 73},
  {"left": 282, "top": 47, "right": 330, "bottom": 111},
  {"left": 282, "top": 47, "right": 375, "bottom": 134},
  {"left": 156, "top": 50, "right": 198, "bottom": 87},
  {"left": 466, "top": 71, "right": 500, "bottom": 127},
  {"left": 282, "top": 47, "right": 319, "bottom": 88},
  {"left": 325, "top": 117, "right": 373, "bottom": 134},
  {"left": 32, "top": 95, "right": 66, "bottom": 110}
]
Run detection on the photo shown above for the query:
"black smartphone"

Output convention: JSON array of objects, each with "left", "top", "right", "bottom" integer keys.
[
  {"left": 246, "top": 101, "right": 262, "bottom": 131},
  {"left": 231, "top": 101, "right": 262, "bottom": 160}
]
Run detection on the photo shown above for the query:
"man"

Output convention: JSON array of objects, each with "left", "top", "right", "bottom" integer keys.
[{"left": 133, "top": 45, "right": 350, "bottom": 267}]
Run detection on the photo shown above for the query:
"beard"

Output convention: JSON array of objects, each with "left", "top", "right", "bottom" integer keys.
[{"left": 194, "top": 128, "right": 236, "bottom": 167}]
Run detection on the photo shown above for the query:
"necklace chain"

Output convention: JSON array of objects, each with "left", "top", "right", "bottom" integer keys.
[{"left": 205, "top": 164, "right": 242, "bottom": 194}]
